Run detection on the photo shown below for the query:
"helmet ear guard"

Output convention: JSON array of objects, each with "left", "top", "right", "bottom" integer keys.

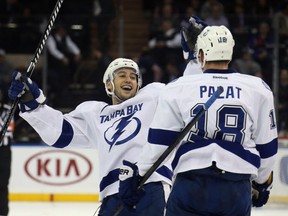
[
  {"left": 196, "top": 25, "right": 235, "bottom": 68},
  {"left": 103, "top": 58, "right": 142, "bottom": 97}
]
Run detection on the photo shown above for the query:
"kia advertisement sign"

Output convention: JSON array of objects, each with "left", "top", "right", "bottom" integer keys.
[
  {"left": 24, "top": 149, "right": 92, "bottom": 186},
  {"left": 10, "top": 146, "right": 99, "bottom": 195}
]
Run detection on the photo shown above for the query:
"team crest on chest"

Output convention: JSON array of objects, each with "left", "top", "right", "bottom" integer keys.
[{"left": 104, "top": 112, "right": 141, "bottom": 151}]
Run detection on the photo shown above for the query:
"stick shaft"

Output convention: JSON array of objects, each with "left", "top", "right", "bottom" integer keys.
[
  {"left": 27, "top": 0, "right": 64, "bottom": 77},
  {"left": 0, "top": 0, "right": 64, "bottom": 143}
]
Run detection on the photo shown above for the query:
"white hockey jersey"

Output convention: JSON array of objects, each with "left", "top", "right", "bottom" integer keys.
[
  {"left": 138, "top": 69, "right": 278, "bottom": 184},
  {"left": 183, "top": 59, "right": 203, "bottom": 76},
  {"left": 20, "top": 83, "right": 172, "bottom": 201}
]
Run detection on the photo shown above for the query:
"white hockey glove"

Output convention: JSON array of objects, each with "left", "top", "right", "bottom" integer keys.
[
  {"left": 181, "top": 16, "right": 208, "bottom": 60},
  {"left": 8, "top": 71, "right": 46, "bottom": 112}
]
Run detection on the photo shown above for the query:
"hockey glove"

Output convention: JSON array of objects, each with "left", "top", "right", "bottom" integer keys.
[
  {"left": 181, "top": 16, "right": 208, "bottom": 60},
  {"left": 252, "top": 172, "right": 273, "bottom": 207},
  {"left": 8, "top": 71, "right": 46, "bottom": 113},
  {"left": 119, "top": 160, "right": 145, "bottom": 209}
]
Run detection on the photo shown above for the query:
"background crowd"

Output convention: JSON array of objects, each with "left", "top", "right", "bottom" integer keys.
[{"left": 0, "top": 0, "right": 288, "bottom": 142}]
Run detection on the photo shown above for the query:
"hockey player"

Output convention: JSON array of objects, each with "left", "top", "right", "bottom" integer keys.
[
  {"left": 0, "top": 87, "right": 14, "bottom": 216},
  {"left": 8, "top": 58, "right": 172, "bottom": 216},
  {"left": 119, "top": 25, "right": 278, "bottom": 215}
]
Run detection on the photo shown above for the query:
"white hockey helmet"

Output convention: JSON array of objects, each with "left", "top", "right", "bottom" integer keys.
[
  {"left": 103, "top": 58, "right": 142, "bottom": 97},
  {"left": 196, "top": 25, "right": 235, "bottom": 68}
]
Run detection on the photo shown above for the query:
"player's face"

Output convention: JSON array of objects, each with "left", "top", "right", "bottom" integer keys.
[{"left": 110, "top": 68, "right": 138, "bottom": 103}]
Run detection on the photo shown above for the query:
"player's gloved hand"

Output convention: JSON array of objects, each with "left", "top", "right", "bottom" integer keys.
[
  {"left": 181, "top": 16, "right": 208, "bottom": 60},
  {"left": 8, "top": 71, "right": 46, "bottom": 113},
  {"left": 119, "top": 160, "right": 145, "bottom": 209},
  {"left": 252, "top": 172, "right": 273, "bottom": 207}
]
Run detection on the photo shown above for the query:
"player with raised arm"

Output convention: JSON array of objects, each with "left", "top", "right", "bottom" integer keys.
[
  {"left": 119, "top": 25, "right": 278, "bottom": 215},
  {"left": 8, "top": 58, "right": 172, "bottom": 216},
  {"left": 181, "top": 16, "right": 207, "bottom": 76}
]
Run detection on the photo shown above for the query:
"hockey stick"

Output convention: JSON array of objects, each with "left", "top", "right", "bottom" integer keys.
[
  {"left": 113, "top": 86, "right": 224, "bottom": 216},
  {"left": 0, "top": 0, "right": 64, "bottom": 143}
]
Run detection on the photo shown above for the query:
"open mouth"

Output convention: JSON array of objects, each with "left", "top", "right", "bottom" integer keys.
[{"left": 122, "top": 85, "right": 133, "bottom": 91}]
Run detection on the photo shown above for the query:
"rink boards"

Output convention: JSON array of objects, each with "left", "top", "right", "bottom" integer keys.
[{"left": 9, "top": 139, "right": 288, "bottom": 203}]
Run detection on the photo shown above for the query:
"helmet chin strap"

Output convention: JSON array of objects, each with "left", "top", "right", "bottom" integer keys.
[
  {"left": 201, "top": 59, "right": 206, "bottom": 68},
  {"left": 113, "top": 93, "right": 125, "bottom": 104},
  {"left": 110, "top": 82, "right": 125, "bottom": 104}
]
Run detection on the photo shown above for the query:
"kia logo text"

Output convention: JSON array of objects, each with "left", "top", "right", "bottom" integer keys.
[{"left": 24, "top": 149, "right": 92, "bottom": 186}]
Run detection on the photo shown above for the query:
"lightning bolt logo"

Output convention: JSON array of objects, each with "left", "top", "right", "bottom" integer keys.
[{"left": 104, "top": 112, "right": 141, "bottom": 151}]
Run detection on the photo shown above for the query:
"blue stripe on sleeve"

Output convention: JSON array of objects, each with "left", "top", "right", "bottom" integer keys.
[
  {"left": 100, "top": 168, "right": 119, "bottom": 192},
  {"left": 148, "top": 128, "right": 180, "bottom": 146},
  {"left": 52, "top": 119, "right": 74, "bottom": 148},
  {"left": 172, "top": 139, "right": 260, "bottom": 170},
  {"left": 256, "top": 138, "right": 278, "bottom": 159},
  {"left": 156, "top": 165, "right": 173, "bottom": 181}
]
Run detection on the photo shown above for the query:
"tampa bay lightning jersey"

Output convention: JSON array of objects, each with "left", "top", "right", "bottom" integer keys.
[
  {"left": 20, "top": 82, "right": 172, "bottom": 200},
  {"left": 138, "top": 69, "right": 278, "bottom": 184}
]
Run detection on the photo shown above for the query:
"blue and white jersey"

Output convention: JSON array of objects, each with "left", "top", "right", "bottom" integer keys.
[
  {"left": 183, "top": 59, "right": 202, "bottom": 76},
  {"left": 20, "top": 83, "right": 172, "bottom": 201},
  {"left": 138, "top": 69, "right": 278, "bottom": 184}
]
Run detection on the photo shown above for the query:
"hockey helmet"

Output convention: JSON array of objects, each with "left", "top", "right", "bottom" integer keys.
[
  {"left": 103, "top": 58, "right": 142, "bottom": 97},
  {"left": 196, "top": 25, "right": 235, "bottom": 68}
]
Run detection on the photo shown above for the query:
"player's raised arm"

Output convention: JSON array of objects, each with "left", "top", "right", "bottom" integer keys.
[{"left": 181, "top": 16, "right": 207, "bottom": 76}]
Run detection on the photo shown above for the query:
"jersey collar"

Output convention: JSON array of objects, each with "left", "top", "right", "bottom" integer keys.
[{"left": 203, "top": 69, "right": 237, "bottom": 74}]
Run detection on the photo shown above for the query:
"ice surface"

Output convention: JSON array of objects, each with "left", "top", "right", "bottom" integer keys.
[{"left": 9, "top": 201, "right": 288, "bottom": 216}]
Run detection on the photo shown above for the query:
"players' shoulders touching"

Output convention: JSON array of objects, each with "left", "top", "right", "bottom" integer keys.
[
  {"left": 167, "top": 74, "right": 203, "bottom": 87},
  {"left": 138, "top": 82, "right": 166, "bottom": 95}
]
